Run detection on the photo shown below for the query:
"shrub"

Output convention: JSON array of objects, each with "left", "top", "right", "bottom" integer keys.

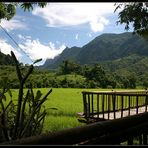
[{"left": 0, "top": 51, "right": 52, "bottom": 143}]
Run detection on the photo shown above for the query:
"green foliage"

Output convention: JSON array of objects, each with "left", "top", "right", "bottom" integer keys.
[
  {"left": 0, "top": 2, "right": 47, "bottom": 21},
  {"left": 19, "top": 2, "right": 47, "bottom": 12},
  {"left": 115, "top": 2, "right": 148, "bottom": 40},
  {"left": 82, "top": 64, "right": 109, "bottom": 88},
  {"left": 59, "top": 60, "right": 81, "bottom": 75},
  {"left": 0, "top": 57, "right": 147, "bottom": 89},
  {"left": 0, "top": 52, "right": 15, "bottom": 65},
  {"left": 0, "top": 3, "right": 16, "bottom": 21},
  {"left": 0, "top": 51, "right": 52, "bottom": 143}
]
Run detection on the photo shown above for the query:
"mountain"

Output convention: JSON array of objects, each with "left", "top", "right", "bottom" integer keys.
[
  {"left": 43, "top": 46, "right": 82, "bottom": 69},
  {"left": 41, "top": 32, "right": 148, "bottom": 69},
  {"left": 0, "top": 51, "right": 15, "bottom": 65}
]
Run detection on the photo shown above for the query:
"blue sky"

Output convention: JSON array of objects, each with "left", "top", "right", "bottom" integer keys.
[{"left": 0, "top": 2, "right": 133, "bottom": 65}]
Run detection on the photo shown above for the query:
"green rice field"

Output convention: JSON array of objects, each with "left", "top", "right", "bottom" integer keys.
[{"left": 7, "top": 88, "right": 104, "bottom": 133}]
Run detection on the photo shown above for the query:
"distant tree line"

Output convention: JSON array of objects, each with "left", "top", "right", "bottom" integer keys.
[
  {"left": 2, "top": 59, "right": 148, "bottom": 89},
  {"left": 57, "top": 60, "right": 138, "bottom": 89}
]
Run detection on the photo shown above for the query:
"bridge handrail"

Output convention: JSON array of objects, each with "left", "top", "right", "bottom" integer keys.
[
  {"left": 81, "top": 90, "right": 148, "bottom": 122},
  {"left": 2, "top": 112, "right": 148, "bottom": 145}
]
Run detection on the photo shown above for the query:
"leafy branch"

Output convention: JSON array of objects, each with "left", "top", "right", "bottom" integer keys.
[{"left": 0, "top": 51, "right": 53, "bottom": 142}]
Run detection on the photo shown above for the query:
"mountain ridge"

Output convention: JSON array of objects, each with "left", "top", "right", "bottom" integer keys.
[{"left": 41, "top": 32, "right": 148, "bottom": 69}]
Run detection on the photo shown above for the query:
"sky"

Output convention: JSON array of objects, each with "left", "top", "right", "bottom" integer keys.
[{"left": 0, "top": 2, "right": 133, "bottom": 66}]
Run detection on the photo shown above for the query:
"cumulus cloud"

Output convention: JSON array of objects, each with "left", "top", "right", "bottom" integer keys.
[
  {"left": 19, "top": 38, "right": 66, "bottom": 62},
  {"left": 32, "top": 3, "right": 115, "bottom": 33},
  {"left": 1, "top": 17, "right": 27, "bottom": 31},
  {"left": 17, "top": 34, "right": 31, "bottom": 40},
  {"left": 89, "top": 16, "right": 109, "bottom": 32},
  {"left": 0, "top": 37, "right": 65, "bottom": 65},
  {"left": 0, "top": 38, "right": 22, "bottom": 60}
]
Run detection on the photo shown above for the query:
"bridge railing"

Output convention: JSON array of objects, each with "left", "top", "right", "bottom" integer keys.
[
  {"left": 2, "top": 112, "right": 148, "bottom": 145},
  {"left": 81, "top": 90, "right": 148, "bottom": 122}
]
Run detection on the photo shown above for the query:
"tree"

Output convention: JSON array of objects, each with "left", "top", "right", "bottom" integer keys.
[
  {"left": 0, "top": 2, "right": 47, "bottom": 21},
  {"left": 83, "top": 64, "right": 109, "bottom": 88},
  {"left": 59, "top": 60, "right": 81, "bottom": 75},
  {"left": 0, "top": 3, "right": 16, "bottom": 21},
  {"left": 115, "top": 2, "right": 148, "bottom": 40}
]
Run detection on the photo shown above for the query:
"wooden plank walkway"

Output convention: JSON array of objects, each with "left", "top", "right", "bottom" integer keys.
[{"left": 93, "top": 105, "right": 148, "bottom": 120}]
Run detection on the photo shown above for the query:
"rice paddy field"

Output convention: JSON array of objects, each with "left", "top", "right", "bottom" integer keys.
[
  {"left": 6, "top": 88, "right": 145, "bottom": 134},
  {"left": 42, "top": 88, "right": 86, "bottom": 132},
  {"left": 6, "top": 88, "right": 103, "bottom": 133}
]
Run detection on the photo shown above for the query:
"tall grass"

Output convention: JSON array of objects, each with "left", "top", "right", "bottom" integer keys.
[{"left": 40, "top": 88, "right": 96, "bottom": 132}]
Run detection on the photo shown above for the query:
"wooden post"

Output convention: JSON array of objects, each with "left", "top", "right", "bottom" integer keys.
[
  {"left": 145, "top": 94, "right": 148, "bottom": 112},
  {"left": 102, "top": 94, "right": 105, "bottom": 119},
  {"left": 136, "top": 95, "right": 138, "bottom": 114},
  {"left": 112, "top": 94, "right": 116, "bottom": 119},
  {"left": 91, "top": 94, "right": 94, "bottom": 117},
  {"left": 83, "top": 93, "right": 87, "bottom": 119},
  {"left": 88, "top": 94, "right": 90, "bottom": 118},
  {"left": 108, "top": 95, "right": 110, "bottom": 120},
  {"left": 97, "top": 94, "right": 99, "bottom": 118},
  {"left": 121, "top": 95, "right": 124, "bottom": 118},
  {"left": 128, "top": 96, "right": 130, "bottom": 116}
]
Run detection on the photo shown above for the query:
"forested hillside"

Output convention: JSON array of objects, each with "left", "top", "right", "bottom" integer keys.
[
  {"left": 0, "top": 32, "right": 148, "bottom": 89},
  {"left": 42, "top": 32, "right": 148, "bottom": 69}
]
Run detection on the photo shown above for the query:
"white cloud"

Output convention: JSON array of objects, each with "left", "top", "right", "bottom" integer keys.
[
  {"left": 75, "top": 34, "right": 79, "bottom": 40},
  {"left": 90, "top": 16, "right": 109, "bottom": 32},
  {"left": 17, "top": 34, "right": 31, "bottom": 40},
  {"left": 17, "top": 34, "right": 26, "bottom": 40},
  {"left": 0, "top": 36, "right": 66, "bottom": 65},
  {"left": 87, "top": 32, "right": 92, "bottom": 38},
  {"left": 32, "top": 3, "right": 115, "bottom": 33},
  {"left": 1, "top": 18, "right": 27, "bottom": 31},
  {"left": 19, "top": 38, "right": 66, "bottom": 63},
  {"left": 0, "top": 38, "right": 22, "bottom": 60}
]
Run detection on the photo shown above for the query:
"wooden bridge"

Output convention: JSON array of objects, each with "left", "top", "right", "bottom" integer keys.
[{"left": 78, "top": 90, "right": 148, "bottom": 123}]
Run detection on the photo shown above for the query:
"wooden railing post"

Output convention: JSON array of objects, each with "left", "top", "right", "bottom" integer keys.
[
  {"left": 97, "top": 94, "right": 99, "bottom": 118},
  {"left": 87, "top": 94, "right": 90, "bottom": 118},
  {"left": 121, "top": 95, "right": 124, "bottom": 118},
  {"left": 82, "top": 92, "right": 88, "bottom": 120},
  {"left": 112, "top": 94, "right": 116, "bottom": 119},
  {"left": 91, "top": 93, "right": 94, "bottom": 117},
  {"left": 108, "top": 95, "right": 110, "bottom": 120},
  {"left": 136, "top": 95, "right": 139, "bottom": 114},
  {"left": 128, "top": 96, "right": 131, "bottom": 116},
  {"left": 102, "top": 94, "right": 105, "bottom": 119},
  {"left": 145, "top": 94, "right": 148, "bottom": 112}
]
